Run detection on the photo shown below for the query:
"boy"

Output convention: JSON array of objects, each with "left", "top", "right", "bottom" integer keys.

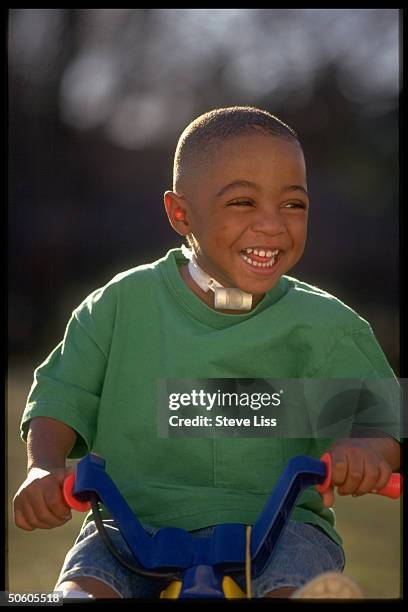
[{"left": 13, "top": 107, "right": 400, "bottom": 599}]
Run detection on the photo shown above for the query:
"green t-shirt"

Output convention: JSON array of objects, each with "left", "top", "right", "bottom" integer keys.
[{"left": 20, "top": 247, "right": 399, "bottom": 548}]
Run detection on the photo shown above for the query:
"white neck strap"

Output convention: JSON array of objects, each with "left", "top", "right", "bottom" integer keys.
[{"left": 181, "top": 244, "right": 253, "bottom": 311}]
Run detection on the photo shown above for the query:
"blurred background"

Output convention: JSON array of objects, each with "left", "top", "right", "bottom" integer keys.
[{"left": 8, "top": 9, "right": 401, "bottom": 598}]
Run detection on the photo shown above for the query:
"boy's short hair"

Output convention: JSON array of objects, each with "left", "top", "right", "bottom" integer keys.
[{"left": 173, "top": 106, "right": 300, "bottom": 193}]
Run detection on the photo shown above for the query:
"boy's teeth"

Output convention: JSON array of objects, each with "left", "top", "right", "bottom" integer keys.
[
  {"left": 243, "top": 248, "right": 279, "bottom": 257},
  {"left": 241, "top": 253, "right": 276, "bottom": 268}
]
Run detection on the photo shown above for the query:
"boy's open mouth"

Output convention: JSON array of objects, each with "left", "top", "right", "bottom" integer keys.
[{"left": 239, "top": 247, "right": 281, "bottom": 272}]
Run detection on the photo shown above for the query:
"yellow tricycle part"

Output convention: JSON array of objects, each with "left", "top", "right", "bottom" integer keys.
[
  {"left": 160, "top": 576, "right": 247, "bottom": 599},
  {"left": 222, "top": 575, "right": 247, "bottom": 598},
  {"left": 160, "top": 580, "right": 182, "bottom": 598}
]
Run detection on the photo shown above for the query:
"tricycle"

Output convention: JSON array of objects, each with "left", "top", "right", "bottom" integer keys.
[{"left": 62, "top": 452, "right": 401, "bottom": 599}]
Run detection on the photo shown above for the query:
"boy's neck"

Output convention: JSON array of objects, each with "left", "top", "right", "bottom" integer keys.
[{"left": 179, "top": 264, "right": 265, "bottom": 314}]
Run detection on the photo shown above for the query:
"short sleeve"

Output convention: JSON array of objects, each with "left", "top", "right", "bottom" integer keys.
[
  {"left": 20, "top": 284, "right": 117, "bottom": 458},
  {"left": 304, "top": 325, "right": 401, "bottom": 443}
]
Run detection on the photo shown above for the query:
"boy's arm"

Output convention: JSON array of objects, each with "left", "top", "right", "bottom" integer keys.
[
  {"left": 27, "top": 416, "right": 78, "bottom": 472},
  {"left": 322, "top": 435, "right": 400, "bottom": 507},
  {"left": 358, "top": 435, "right": 400, "bottom": 471},
  {"left": 14, "top": 417, "right": 78, "bottom": 531}
]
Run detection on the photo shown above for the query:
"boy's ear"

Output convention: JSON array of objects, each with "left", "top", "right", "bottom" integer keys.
[{"left": 163, "top": 191, "right": 190, "bottom": 236}]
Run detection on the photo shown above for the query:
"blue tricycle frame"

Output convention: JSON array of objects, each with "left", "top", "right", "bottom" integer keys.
[{"left": 63, "top": 452, "right": 400, "bottom": 599}]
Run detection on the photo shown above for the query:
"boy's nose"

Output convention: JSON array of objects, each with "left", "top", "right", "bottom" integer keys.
[{"left": 250, "top": 210, "right": 286, "bottom": 235}]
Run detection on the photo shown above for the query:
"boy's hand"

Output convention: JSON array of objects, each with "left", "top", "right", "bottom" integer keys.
[
  {"left": 322, "top": 438, "right": 394, "bottom": 508},
  {"left": 13, "top": 466, "right": 75, "bottom": 531}
]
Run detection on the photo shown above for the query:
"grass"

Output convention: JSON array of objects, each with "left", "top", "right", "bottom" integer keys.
[{"left": 6, "top": 363, "right": 402, "bottom": 598}]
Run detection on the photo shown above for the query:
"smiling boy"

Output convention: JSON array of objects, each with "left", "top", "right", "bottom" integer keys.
[
  {"left": 14, "top": 107, "right": 400, "bottom": 599},
  {"left": 165, "top": 124, "right": 308, "bottom": 312}
]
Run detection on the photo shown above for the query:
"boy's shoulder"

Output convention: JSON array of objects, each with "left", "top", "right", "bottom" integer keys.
[
  {"left": 282, "top": 274, "right": 371, "bottom": 332},
  {"left": 284, "top": 275, "right": 345, "bottom": 301},
  {"left": 108, "top": 259, "right": 161, "bottom": 288},
  {"left": 74, "top": 251, "right": 171, "bottom": 316},
  {"left": 111, "top": 249, "right": 173, "bottom": 286}
]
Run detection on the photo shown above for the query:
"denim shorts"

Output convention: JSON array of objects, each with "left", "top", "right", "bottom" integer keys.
[{"left": 55, "top": 519, "right": 345, "bottom": 599}]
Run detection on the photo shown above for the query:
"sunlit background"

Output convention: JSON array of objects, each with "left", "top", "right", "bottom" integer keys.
[{"left": 8, "top": 9, "right": 401, "bottom": 598}]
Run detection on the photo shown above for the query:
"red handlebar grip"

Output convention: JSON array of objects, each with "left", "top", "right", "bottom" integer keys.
[
  {"left": 63, "top": 473, "right": 92, "bottom": 512},
  {"left": 375, "top": 473, "right": 402, "bottom": 499},
  {"left": 316, "top": 453, "right": 332, "bottom": 493},
  {"left": 317, "top": 454, "right": 402, "bottom": 499}
]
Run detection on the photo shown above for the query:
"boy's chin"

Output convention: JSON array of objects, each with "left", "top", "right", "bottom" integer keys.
[{"left": 237, "top": 277, "right": 281, "bottom": 295}]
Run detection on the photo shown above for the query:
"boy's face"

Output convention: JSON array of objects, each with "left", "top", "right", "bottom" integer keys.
[{"left": 167, "top": 133, "right": 309, "bottom": 298}]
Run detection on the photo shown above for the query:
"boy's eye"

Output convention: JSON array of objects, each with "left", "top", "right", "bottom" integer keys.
[
  {"left": 227, "top": 200, "right": 254, "bottom": 207},
  {"left": 283, "top": 202, "right": 307, "bottom": 209}
]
